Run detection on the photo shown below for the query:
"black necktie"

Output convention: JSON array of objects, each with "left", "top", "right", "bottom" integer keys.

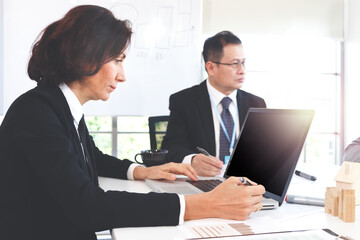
[
  {"left": 219, "top": 97, "right": 234, "bottom": 162},
  {"left": 78, "top": 115, "right": 94, "bottom": 181}
]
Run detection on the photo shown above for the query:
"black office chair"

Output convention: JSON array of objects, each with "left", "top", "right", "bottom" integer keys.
[{"left": 148, "top": 115, "right": 170, "bottom": 150}]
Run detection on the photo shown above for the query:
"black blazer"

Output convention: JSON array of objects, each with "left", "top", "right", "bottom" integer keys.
[
  {"left": 162, "top": 80, "right": 266, "bottom": 163},
  {"left": 0, "top": 83, "right": 180, "bottom": 240}
]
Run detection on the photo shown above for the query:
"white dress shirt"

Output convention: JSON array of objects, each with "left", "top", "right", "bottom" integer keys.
[
  {"left": 182, "top": 79, "right": 240, "bottom": 164},
  {"left": 59, "top": 83, "right": 185, "bottom": 225}
]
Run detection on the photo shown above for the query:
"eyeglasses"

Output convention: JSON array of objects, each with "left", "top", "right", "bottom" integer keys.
[{"left": 211, "top": 60, "right": 245, "bottom": 70}]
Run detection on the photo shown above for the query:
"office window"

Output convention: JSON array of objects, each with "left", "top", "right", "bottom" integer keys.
[
  {"left": 0, "top": 115, "right": 3, "bottom": 125},
  {"left": 85, "top": 116, "right": 149, "bottom": 161},
  {"left": 86, "top": 116, "right": 112, "bottom": 155},
  {"left": 117, "top": 116, "right": 149, "bottom": 161},
  {"left": 241, "top": 36, "right": 342, "bottom": 165}
]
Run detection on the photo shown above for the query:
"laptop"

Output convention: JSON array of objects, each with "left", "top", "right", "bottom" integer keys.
[{"left": 146, "top": 108, "right": 315, "bottom": 209}]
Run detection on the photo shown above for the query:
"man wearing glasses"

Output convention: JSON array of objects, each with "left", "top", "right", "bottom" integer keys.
[{"left": 162, "top": 31, "right": 266, "bottom": 176}]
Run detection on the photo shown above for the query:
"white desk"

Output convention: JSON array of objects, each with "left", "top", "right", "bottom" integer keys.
[{"left": 99, "top": 171, "right": 360, "bottom": 240}]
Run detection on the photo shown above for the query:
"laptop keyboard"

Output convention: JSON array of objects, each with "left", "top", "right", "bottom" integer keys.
[{"left": 186, "top": 179, "right": 223, "bottom": 192}]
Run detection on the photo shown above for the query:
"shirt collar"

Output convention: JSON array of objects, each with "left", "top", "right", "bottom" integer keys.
[
  {"left": 206, "top": 79, "right": 237, "bottom": 106},
  {"left": 59, "top": 82, "right": 83, "bottom": 126}
]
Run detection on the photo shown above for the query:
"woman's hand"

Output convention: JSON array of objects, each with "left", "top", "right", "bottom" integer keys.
[
  {"left": 184, "top": 177, "right": 265, "bottom": 221},
  {"left": 133, "top": 162, "right": 198, "bottom": 181}
]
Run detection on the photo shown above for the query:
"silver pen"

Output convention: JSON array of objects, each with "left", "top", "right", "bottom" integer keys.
[
  {"left": 295, "top": 170, "right": 317, "bottom": 181},
  {"left": 286, "top": 195, "right": 324, "bottom": 207}
]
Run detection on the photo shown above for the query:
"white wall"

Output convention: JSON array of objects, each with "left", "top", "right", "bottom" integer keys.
[
  {"left": 344, "top": 0, "right": 360, "bottom": 146},
  {"left": 202, "top": 0, "right": 344, "bottom": 38}
]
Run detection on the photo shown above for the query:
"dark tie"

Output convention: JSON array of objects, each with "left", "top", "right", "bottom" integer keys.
[
  {"left": 219, "top": 97, "right": 234, "bottom": 162},
  {"left": 78, "top": 115, "right": 94, "bottom": 181}
]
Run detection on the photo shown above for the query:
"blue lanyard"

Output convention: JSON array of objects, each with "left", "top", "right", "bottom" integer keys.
[{"left": 209, "top": 95, "right": 238, "bottom": 151}]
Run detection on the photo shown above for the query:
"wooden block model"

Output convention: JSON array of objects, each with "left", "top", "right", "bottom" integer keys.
[
  {"left": 338, "top": 187, "right": 344, "bottom": 219},
  {"left": 325, "top": 187, "right": 339, "bottom": 216},
  {"left": 340, "top": 189, "right": 356, "bottom": 223},
  {"left": 335, "top": 161, "right": 360, "bottom": 205}
]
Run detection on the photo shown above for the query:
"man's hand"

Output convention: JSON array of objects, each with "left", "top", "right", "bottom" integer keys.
[
  {"left": 191, "top": 154, "right": 223, "bottom": 176},
  {"left": 184, "top": 177, "right": 265, "bottom": 221},
  {"left": 133, "top": 162, "right": 198, "bottom": 181}
]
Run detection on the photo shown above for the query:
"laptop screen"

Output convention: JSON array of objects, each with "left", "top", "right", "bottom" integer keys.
[{"left": 224, "top": 108, "right": 314, "bottom": 205}]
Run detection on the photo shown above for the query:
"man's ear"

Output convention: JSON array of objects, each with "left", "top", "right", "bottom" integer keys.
[{"left": 205, "top": 61, "right": 215, "bottom": 76}]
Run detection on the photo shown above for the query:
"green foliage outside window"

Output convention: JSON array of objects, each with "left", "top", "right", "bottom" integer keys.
[
  {"left": 85, "top": 116, "right": 150, "bottom": 161},
  {"left": 91, "top": 133, "right": 112, "bottom": 156},
  {"left": 117, "top": 117, "right": 149, "bottom": 160},
  {"left": 86, "top": 116, "right": 112, "bottom": 131},
  {"left": 117, "top": 133, "right": 149, "bottom": 161}
]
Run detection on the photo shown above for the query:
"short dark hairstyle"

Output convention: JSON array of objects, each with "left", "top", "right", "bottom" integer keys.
[
  {"left": 202, "top": 31, "right": 242, "bottom": 66},
  {"left": 28, "top": 5, "right": 132, "bottom": 85}
]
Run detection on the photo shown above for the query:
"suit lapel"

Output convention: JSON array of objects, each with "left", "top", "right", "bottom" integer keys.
[
  {"left": 72, "top": 132, "right": 90, "bottom": 175},
  {"left": 195, "top": 81, "right": 216, "bottom": 155},
  {"left": 43, "top": 84, "right": 96, "bottom": 182},
  {"left": 82, "top": 126, "right": 96, "bottom": 183},
  {"left": 73, "top": 122, "right": 97, "bottom": 184}
]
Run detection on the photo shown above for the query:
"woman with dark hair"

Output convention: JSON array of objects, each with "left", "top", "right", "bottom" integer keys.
[{"left": 0, "top": 5, "right": 265, "bottom": 240}]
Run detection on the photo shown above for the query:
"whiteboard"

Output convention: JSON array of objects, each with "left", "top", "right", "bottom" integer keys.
[{"left": 2, "top": 0, "right": 202, "bottom": 116}]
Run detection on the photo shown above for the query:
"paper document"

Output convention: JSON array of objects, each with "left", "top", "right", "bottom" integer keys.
[
  {"left": 179, "top": 218, "right": 277, "bottom": 239},
  {"left": 226, "top": 229, "right": 336, "bottom": 239},
  {"left": 186, "top": 223, "right": 251, "bottom": 238},
  {"left": 180, "top": 224, "right": 336, "bottom": 239}
]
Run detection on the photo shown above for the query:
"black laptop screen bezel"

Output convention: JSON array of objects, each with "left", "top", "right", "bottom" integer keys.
[{"left": 223, "top": 108, "right": 314, "bottom": 205}]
